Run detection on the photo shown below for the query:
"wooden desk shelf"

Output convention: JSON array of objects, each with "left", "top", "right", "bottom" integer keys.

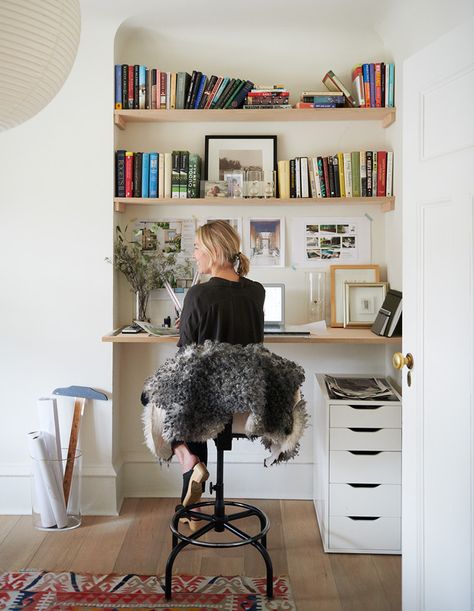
[{"left": 102, "top": 328, "right": 401, "bottom": 345}]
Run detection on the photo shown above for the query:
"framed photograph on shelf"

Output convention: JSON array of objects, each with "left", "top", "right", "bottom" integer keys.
[
  {"left": 330, "top": 264, "right": 380, "bottom": 327},
  {"left": 204, "top": 135, "right": 277, "bottom": 181},
  {"left": 343, "top": 281, "right": 388, "bottom": 327},
  {"left": 244, "top": 218, "right": 285, "bottom": 268}
]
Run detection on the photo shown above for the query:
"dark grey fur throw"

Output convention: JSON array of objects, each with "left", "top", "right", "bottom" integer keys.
[{"left": 141, "top": 341, "right": 307, "bottom": 465}]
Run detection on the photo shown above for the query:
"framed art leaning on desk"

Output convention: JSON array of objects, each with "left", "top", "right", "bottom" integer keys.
[{"left": 330, "top": 264, "right": 380, "bottom": 327}]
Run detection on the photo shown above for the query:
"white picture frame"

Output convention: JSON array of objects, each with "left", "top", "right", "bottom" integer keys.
[
  {"left": 343, "top": 281, "right": 388, "bottom": 327},
  {"left": 204, "top": 135, "right": 277, "bottom": 181},
  {"left": 330, "top": 264, "right": 380, "bottom": 327},
  {"left": 244, "top": 217, "right": 285, "bottom": 268}
]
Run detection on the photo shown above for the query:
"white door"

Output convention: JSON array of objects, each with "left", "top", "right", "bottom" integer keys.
[{"left": 402, "top": 18, "right": 474, "bottom": 611}]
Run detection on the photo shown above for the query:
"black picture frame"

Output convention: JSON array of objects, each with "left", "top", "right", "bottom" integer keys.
[{"left": 204, "top": 135, "right": 278, "bottom": 181}]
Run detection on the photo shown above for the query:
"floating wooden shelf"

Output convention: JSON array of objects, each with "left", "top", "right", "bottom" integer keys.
[
  {"left": 114, "top": 196, "right": 395, "bottom": 213},
  {"left": 102, "top": 327, "right": 401, "bottom": 345},
  {"left": 114, "top": 107, "right": 396, "bottom": 129}
]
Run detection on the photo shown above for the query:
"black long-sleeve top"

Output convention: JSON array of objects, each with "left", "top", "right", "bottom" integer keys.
[{"left": 177, "top": 276, "right": 265, "bottom": 348}]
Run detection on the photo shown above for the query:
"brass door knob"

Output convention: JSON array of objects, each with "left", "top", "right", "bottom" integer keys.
[{"left": 392, "top": 352, "right": 414, "bottom": 370}]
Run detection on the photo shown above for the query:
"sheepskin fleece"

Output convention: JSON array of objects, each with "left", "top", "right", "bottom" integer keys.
[{"left": 141, "top": 341, "right": 307, "bottom": 465}]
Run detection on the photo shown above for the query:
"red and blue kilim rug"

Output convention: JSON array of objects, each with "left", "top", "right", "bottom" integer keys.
[{"left": 0, "top": 570, "right": 296, "bottom": 610}]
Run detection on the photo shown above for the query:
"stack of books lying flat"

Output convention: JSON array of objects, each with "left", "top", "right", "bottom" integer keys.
[{"left": 243, "top": 85, "right": 291, "bottom": 110}]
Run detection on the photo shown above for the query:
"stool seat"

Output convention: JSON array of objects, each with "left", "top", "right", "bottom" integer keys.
[{"left": 164, "top": 421, "right": 273, "bottom": 600}]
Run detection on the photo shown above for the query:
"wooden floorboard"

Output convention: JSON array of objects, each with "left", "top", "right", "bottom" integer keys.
[{"left": 0, "top": 499, "right": 401, "bottom": 609}]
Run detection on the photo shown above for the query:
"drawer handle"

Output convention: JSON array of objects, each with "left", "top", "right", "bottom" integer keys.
[
  {"left": 349, "top": 450, "right": 381, "bottom": 455},
  {"left": 349, "top": 427, "right": 382, "bottom": 433},
  {"left": 348, "top": 516, "right": 380, "bottom": 521},
  {"left": 349, "top": 405, "right": 382, "bottom": 410},
  {"left": 348, "top": 483, "right": 381, "bottom": 488}
]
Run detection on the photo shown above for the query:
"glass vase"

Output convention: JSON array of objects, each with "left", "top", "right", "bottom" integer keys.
[
  {"left": 306, "top": 271, "right": 326, "bottom": 322},
  {"left": 135, "top": 290, "right": 150, "bottom": 322}
]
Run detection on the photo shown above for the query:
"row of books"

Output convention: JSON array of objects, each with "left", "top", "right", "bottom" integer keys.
[
  {"left": 115, "top": 150, "right": 201, "bottom": 198},
  {"left": 114, "top": 65, "right": 255, "bottom": 110},
  {"left": 277, "top": 151, "right": 394, "bottom": 199},
  {"left": 243, "top": 86, "right": 291, "bottom": 110},
  {"left": 351, "top": 63, "right": 395, "bottom": 108}
]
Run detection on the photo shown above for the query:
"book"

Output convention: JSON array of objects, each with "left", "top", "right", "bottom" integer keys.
[
  {"left": 189, "top": 72, "right": 204, "bottom": 108},
  {"left": 215, "top": 78, "right": 236, "bottom": 109},
  {"left": 134, "top": 320, "right": 179, "bottom": 336},
  {"left": 230, "top": 80, "right": 254, "bottom": 108},
  {"left": 369, "top": 63, "right": 376, "bottom": 108},
  {"left": 343, "top": 152, "right": 352, "bottom": 197},
  {"left": 375, "top": 63, "right": 382, "bottom": 107},
  {"left": 360, "top": 151, "right": 367, "bottom": 197},
  {"left": 312, "top": 157, "right": 322, "bottom": 198},
  {"left": 388, "top": 63, "right": 395, "bottom": 107},
  {"left": 164, "top": 152, "right": 172, "bottom": 198},
  {"left": 377, "top": 151, "right": 387, "bottom": 196},
  {"left": 301, "top": 94, "right": 345, "bottom": 105},
  {"left": 277, "top": 159, "right": 290, "bottom": 199},
  {"left": 371, "top": 289, "right": 402, "bottom": 337},
  {"left": 362, "top": 64, "right": 371, "bottom": 108},
  {"left": 386, "top": 151, "right": 394, "bottom": 197},
  {"left": 317, "top": 157, "right": 326, "bottom": 197},
  {"left": 332, "top": 155, "right": 340, "bottom": 197},
  {"left": 176, "top": 72, "right": 191, "bottom": 109},
  {"left": 295, "top": 157, "right": 301, "bottom": 198},
  {"left": 170, "top": 72, "right": 177, "bottom": 109},
  {"left": 125, "top": 151, "right": 133, "bottom": 197},
  {"left": 351, "top": 151, "right": 360, "bottom": 197},
  {"left": 145, "top": 68, "right": 151, "bottom": 109},
  {"left": 179, "top": 151, "right": 189, "bottom": 198},
  {"left": 322, "top": 157, "right": 330, "bottom": 197},
  {"left": 133, "top": 65, "right": 139, "bottom": 109},
  {"left": 133, "top": 152, "right": 142, "bottom": 197},
  {"left": 115, "top": 150, "right": 126, "bottom": 197},
  {"left": 141, "top": 152, "right": 150, "bottom": 198},
  {"left": 223, "top": 79, "right": 244, "bottom": 109},
  {"left": 187, "top": 153, "right": 201, "bottom": 198},
  {"left": 171, "top": 151, "right": 180, "bottom": 198},
  {"left": 185, "top": 70, "right": 200, "bottom": 109},
  {"left": 139, "top": 65, "right": 146, "bottom": 109},
  {"left": 151, "top": 68, "right": 157, "bottom": 109},
  {"left": 166, "top": 71, "right": 171, "bottom": 108},
  {"left": 372, "top": 151, "right": 378, "bottom": 197},
  {"left": 289, "top": 158, "right": 296, "bottom": 198},
  {"left": 193, "top": 74, "right": 207, "bottom": 109},
  {"left": 115, "top": 65, "right": 122, "bottom": 109},
  {"left": 380, "top": 62, "right": 385, "bottom": 108},
  {"left": 351, "top": 65, "right": 364, "bottom": 107},
  {"left": 121, "top": 64, "right": 128, "bottom": 110},
  {"left": 159, "top": 71, "right": 167, "bottom": 109},
  {"left": 336, "top": 152, "right": 345, "bottom": 197},
  {"left": 210, "top": 76, "right": 229, "bottom": 108},
  {"left": 128, "top": 65, "right": 135, "bottom": 108},
  {"left": 327, "top": 156, "right": 335, "bottom": 197},
  {"left": 205, "top": 76, "right": 223, "bottom": 109},
  {"left": 366, "top": 151, "right": 373, "bottom": 196},
  {"left": 384, "top": 64, "right": 390, "bottom": 107},
  {"left": 322, "top": 70, "right": 356, "bottom": 107},
  {"left": 199, "top": 75, "right": 217, "bottom": 109},
  {"left": 242, "top": 104, "right": 291, "bottom": 110},
  {"left": 149, "top": 152, "right": 158, "bottom": 198},
  {"left": 300, "top": 157, "right": 309, "bottom": 198},
  {"left": 158, "top": 153, "right": 165, "bottom": 198}
]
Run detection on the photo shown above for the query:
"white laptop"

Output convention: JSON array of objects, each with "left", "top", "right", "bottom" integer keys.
[{"left": 263, "top": 283, "right": 309, "bottom": 335}]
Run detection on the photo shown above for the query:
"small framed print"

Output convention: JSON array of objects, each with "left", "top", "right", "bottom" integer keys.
[
  {"left": 202, "top": 180, "right": 228, "bottom": 198},
  {"left": 330, "top": 264, "right": 380, "bottom": 327},
  {"left": 204, "top": 135, "right": 277, "bottom": 181},
  {"left": 244, "top": 217, "right": 285, "bottom": 268},
  {"left": 343, "top": 282, "right": 388, "bottom": 327}
]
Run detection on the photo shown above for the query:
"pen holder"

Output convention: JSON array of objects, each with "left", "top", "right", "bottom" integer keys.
[{"left": 30, "top": 448, "right": 82, "bottom": 531}]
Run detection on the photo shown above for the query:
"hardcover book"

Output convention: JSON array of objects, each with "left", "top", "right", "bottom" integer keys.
[
  {"left": 141, "top": 152, "right": 150, "bottom": 198},
  {"left": 317, "top": 157, "right": 326, "bottom": 197},
  {"left": 230, "top": 80, "right": 254, "bottom": 108},
  {"left": 277, "top": 159, "right": 290, "bottom": 199},
  {"left": 149, "top": 153, "right": 158, "bottom": 198},
  {"left": 133, "top": 152, "right": 142, "bottom": 197},
  {"left": 164, "top": 152, "right": 172, "bottom": 198},
  {"left": 179, "top": 151, "right": 189, "bottom": 198},
  {"left": 133, "top": 65, "right": 139, "bottom": 109},
  {"left": 351, "top": 151, "right": 361, "bottom": 197},
  {"left": 193, "top": 74, "right": 207, "bottom": 109},
  {"left": 115, "top": 65, "right": 122, "bottom": 109},
  {"left": 115, "top": 149, "right": 126, "bottom": 197},
  {"left": 128, "top": 65, "right": 134, "bottom": 109},
  {"left": 377, "top": 151, "right": 387, "bottom": 196},
  {"left": 171, "top": 151, "right": 180, "bottom": 198},
  {"left": 360, "top": 151, "right": 367, "bottom": 197},
  {"left": 139, "top": 66, "right": 146, "bottom": 109},
  {"left": 336, "top": 152, "right": 345, "bottom": 197},
  {"left": 386, "top": 151, "right": 394, "bottom": 197},
  {"left": 121, "top": 64, "right": 128, "bottom": 110},
  {"left": 210, "top": 77, "right": 229, "bottom": 108},
  {"left": 125, "top": 151, "right": 134, "bottom": 198},
  {"left": 332, "top": 155, "right": 340, "bottom": 197},
  {"left": 187, "top": 153, "right": 201, "bottom": 198},
  {"left": 176, "top": 72, "right": 191, "bottom": 109},
  {"left": 366, "top": 151, "right": 373, "bottom": 197},
  {"left": 362, "top": 64, "right": 371, "bottom": 108},
  {"left": 343, "top": 152, "right": 352, "bottom": 197},
  {"left": 322, "top": 70, "right": 356, "bottom": 107}
]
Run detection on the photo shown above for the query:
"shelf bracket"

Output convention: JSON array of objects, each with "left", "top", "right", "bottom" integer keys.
[
  {"left": 114, "top": 113, "right": 126, "bottom": 130},
  {"left": 382, "top": 110, "right": 396, "bottom": 128}
]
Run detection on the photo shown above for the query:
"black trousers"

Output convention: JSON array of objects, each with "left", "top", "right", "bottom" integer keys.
[{"left": 186, "top": 441, "right": 208, "bottom": 465}]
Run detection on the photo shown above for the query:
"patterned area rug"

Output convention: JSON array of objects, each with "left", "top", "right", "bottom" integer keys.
[{"left": 0, "top": 571, "right": 295, "bottom": 610}]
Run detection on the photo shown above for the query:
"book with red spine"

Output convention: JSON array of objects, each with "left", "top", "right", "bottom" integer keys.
[
  {"left": 204, "top": 76, "right": 223, "bottom": 109},
  {"left": 322, "top": 157, "right": 331, "bottom": 196},
  {"left": 376, "top": 151, "right": 387, "bottom": 196},
  {"left": 125, "top": 152, "right": 134, "bottom": 197},
  {"left": 121, "top": 64, "right": 128, "bottom": 110},
  {"left": 375, "top": 63, "right": 382, "bottom": 107},
  {"left": 128, "top": 65, "right": 134, "bottom": 109}
]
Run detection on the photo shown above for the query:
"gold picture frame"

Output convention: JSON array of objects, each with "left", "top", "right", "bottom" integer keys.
[
  {"left": 330, "top": 264, "right": 380, "bottom": 327},
  {"left": 343, "top": 281, "right": 388, "bottom": 327}
]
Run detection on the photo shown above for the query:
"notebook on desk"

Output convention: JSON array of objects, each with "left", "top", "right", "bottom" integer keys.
[{"left": 263, "top": 283, "right": 310, "bottom": 336}]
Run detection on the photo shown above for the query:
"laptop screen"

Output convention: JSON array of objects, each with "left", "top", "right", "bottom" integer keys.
[{"left": 263, "top": 284, "right": 285, "bottom": 326}]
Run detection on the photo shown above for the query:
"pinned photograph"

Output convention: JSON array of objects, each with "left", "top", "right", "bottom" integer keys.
[{"left": 244, "top": 218, "right": 285, "bottom": 267}]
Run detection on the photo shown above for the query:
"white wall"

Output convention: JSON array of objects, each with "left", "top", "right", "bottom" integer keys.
[{"left": 0, "top": 0, "right": 410, "bottom": 514}]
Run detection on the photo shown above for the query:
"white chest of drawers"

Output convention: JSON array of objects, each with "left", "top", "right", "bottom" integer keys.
[{"left": 314, "top": 374, "right": 402, "bottom": 554}]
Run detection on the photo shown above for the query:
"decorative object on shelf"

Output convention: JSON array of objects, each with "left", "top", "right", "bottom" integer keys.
[
  {"left": 204, "top": 135, "right": 277, "bottom": 183},
  {"left": 244, "top": 218, "right": 285, "bottom": 268},
  {"left": 0, "top": 0, "right": 81, "bottom": 131},
  {"left": 225, "top": 170, "right": 244, "bottom": 198},
  {"left": 306, "top": 271, "right": 326, "bottom": 323},
  {"left": 106, "top": 226, "right": 192, "bottom": 322},
  {"left": 330, "top": 264, "right": 380, "bottom": 327},
  {"left": 343, "top": 281, "right": 388, "bottom": 328},
  {"left": 245, "top": 169, "right": 263, "bottom": 197},
  {"left": 202, "top": 180, "right": 228, "bottom": 198}
]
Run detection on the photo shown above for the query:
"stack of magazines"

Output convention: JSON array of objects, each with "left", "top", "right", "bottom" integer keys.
[{"left": 325, "top": 375, "right": 397, "bottom": 401}]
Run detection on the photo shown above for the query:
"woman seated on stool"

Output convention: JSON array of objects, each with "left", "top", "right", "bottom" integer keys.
[{"left": 173, "top": 220, "right": 265, "bottom": 521}]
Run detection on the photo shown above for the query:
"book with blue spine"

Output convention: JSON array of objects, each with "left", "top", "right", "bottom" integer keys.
[
  {"left": 362, "top": 63, "right": 370, "bottom": 107},
  {"left": 210, "top": 77, "right": 229, "bottom": 108},
  {"left": 230, "top": 80, "right": 254, "bottom": 108},
  {"left": 139, "top": 65, "right": 146, "bottom": 109},
  {"left": 193, "top": 74, "right": 207, "bottom": 109},
  {"left": 369, "top": 63, "right": 376, "bottom": 108},
  {"left": 115, "top": 65, "right": 122, "bottom": 109},
  {"left": 141, "top": 153, "right": 150, "bottom": 198},
  {"left": 149, "top": 153, "right": 158, "bottom": 198},
  {"left": 388, "top": 64, "right": 395, "bottom": 107}
]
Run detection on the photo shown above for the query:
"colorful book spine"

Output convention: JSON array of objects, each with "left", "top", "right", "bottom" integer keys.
[
  {"left": 332, "top": 155, "right": 340, "bottom": 197},
  {"left": 189, "top": 71, "right": 203, "bottom": 109},
  {"left": 295, "top": 157, "right": 301, "bottom": 198},
  {"left": 343, "top": 152, "right": 352, "bottom": 197},
  {"left": 388, "top": 64, "right": 395, "bottom": 107},
  {"left": 133, "top": 152, "right": 142, "bottom": 197},
  {"left": 151, "top": 69, "right": 157, "bottom": 109},
  {"left": 145, "top": 68, "right": 151, "bottom": 109},
  {"left": 149, "top": 153, "right": 158, "bottom": 198},
  {"left": 121, "top": 64, "right": 128, "bottom": 110},
  {"left": 289, "top": 158, "right": 296, "bottom": 198},
  {"left": 210, "top": 77, "right": 229, "bottom": 108},
  {"left": 375, "top": 63, "right": 382, "bottom": 107},
  {"left": 171, "top": 151, "right": 180, "bottom": 198},
  {"left": 369, "top": 63, "right": 376, "bottom": 108},
  {"left": 141, "top": 152, "right": 150, "bottom": 198},
  {"left": 125, "top": 151, "right": 134, "bottom": 197},
  {"left": 139, "top": 66, "right": 146, "bottom": 109},
  {"left": 133, "top": 65, "right": 139, "bottom": 109},
  {"left": 317, "top": 157, "right": 326, "bottom": 197},
  {"left": 351, "top": 151, "right": 361, "bottom": 197},
  {"left": 366, "top": 151, "right": 373, "bottom": 197},
  {"left": 166, "top": 72, "right": 171, "bottom": 109},
  {"left": 160, "top": 71, "right": 167, "bottom": 109},
  {"left": 205, "top": 76, "right": 223, "bottom": 109},
  {"left": 372, "top": 152, "right": 378, "bottom": 197},
  {"left": 336, "top": 152, "right": 345, "bottom": 197},
  {"left": 312, "top": 157, "right": 322, "bottom": 198},
  {"left": 115, "top": 65, "right": 122, "bottom": 109},
  {"left": 193, "top": 74, "right": 207, "bottom": 109},
  {"left": 179, "top": 151, "right": 189, "bottom": 198},
  {"left": 115, "top": 150, "right": 126, "bottom": 196},
  {"left": 362, "top": 64, "right": 370, "bottom": 108},
  {"left": 377, "top": 151, "right": 387, "bottom": 196},
  {"left": 158, "top": 153, "right": 165, "bottom": 198},
  {"left": 360, "top": 151, "right": 367, "bottom": 197},
  {"left": 187, "top": 154, "right": 201, "bottom": 198},
  {"left": 386, "top": 151, "right": 394, "bottom": 197},
  {"left": 199, "top": 75, "right": 217, "bottom": 109}
]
